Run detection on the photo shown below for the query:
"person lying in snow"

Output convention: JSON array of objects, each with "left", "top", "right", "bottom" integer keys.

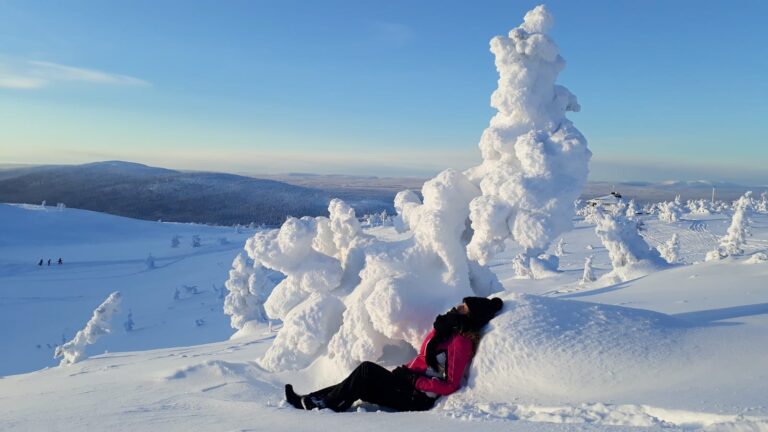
[{"left": 284, "top": 296, "right": 503, "bottom": 412}]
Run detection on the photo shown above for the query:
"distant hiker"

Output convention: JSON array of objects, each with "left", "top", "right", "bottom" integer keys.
[
  {"left": 58, "top": 258, "right": 63, "bottom": 265},
  {"left": 285, "top": 296, "right": 503, "bottom": 412},
  {"left": 38, "top": 259, "right": 43, "bottom": 266},
  {"left": 47, "top": 259, "right": 51, "bottom": 266}
]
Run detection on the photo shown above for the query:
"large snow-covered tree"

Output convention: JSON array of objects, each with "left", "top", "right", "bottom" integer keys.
[
  {"left": 228, "top": 5, "right": 591, "bottom": 374},
  {"left": 464, "top": 5, "right": 591, "bottom": 278}
]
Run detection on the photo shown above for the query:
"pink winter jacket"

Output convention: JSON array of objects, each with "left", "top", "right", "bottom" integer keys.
[{"left": 405, "top": 329, "right": 474, "bottom": 396}]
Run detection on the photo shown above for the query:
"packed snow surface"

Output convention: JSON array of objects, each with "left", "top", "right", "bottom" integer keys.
[{"left": 2, "top": 195, "right": 768, "bottom": 431}]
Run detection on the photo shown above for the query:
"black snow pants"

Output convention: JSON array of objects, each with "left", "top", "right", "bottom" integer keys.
[{"left": 308, "top": 361, "right": 437, "bottom": 412}]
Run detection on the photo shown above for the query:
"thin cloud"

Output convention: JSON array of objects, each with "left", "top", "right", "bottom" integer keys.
[{"left": 0, "top": 57, "right": 149, "bottom": 89}]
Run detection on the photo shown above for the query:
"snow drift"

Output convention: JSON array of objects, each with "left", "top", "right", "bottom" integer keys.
[{"left": 454, "top": 294, "right": 687, "bottom": 403}]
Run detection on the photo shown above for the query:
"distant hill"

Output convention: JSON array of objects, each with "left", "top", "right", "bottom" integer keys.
[
  {"left": 582, "top": 180, "right": 765, "bottom": 204},
  {"left": 0, "top": 161, "right": 334, "bottom": 225}
]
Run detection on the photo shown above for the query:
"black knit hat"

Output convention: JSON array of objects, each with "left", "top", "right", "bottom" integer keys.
[{"left": 463, "top": 296, "right": 503, "bottom": 328}]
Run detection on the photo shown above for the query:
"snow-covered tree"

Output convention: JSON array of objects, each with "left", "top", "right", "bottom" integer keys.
[
  {"left": 707, "top": 191, "right": 752, "bottom": 260},
  {"left": 757, "top": 192, "right": 767, "bottom": 213},
  {"left": 171, "top": 235, "right": 180, "bottom": 248},
  {"left": 581, "top": 255, "right": 596, "bottom": 284},
  {"left": 56, "top": 202, "right": 66, "bottom": 211},
  {"left": 223, "top": 253, "right": 275, "bottom": 329},
  {"left": 145, "top": 253, "right": 155, "bottom": 269},
  {"left": 234, "top": 5, "right": 589, "bottom": 374},
  {"left": 657, "top": 200, "right": 682, "bottom": 223},
  {"left": 123, "top": 309, "right": 135, "bottom": 332},
  {"left": 54, "top": 292, "right": 121, "bottom": 366},
  {"left": 625, "top": 200, "right": 638, "bottom": 218},
  {"left": 555, "top": 238, "right": 566, "bottom": 256},
  {"left": 657, "top": 233, "right": 681, "bottom": 264},
  {"left": 191, "top": 235, "right": 201, "bottom": 248},
  {"left": 643, "top": 202, "right": 657, "bottom": 215},
  {"left": 594, "top": 208, "right": 667, "bottom": 282},
  {"left": 463, "top": 4, "right": 591, "bottom": 278}
]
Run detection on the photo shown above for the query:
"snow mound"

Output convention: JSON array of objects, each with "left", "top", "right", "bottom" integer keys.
[
  {"left": 454, "top": 294, "right": 687, "bottom": 403},
  {"left": 745, "top": 252, "right": 767, "bottom": 264}
]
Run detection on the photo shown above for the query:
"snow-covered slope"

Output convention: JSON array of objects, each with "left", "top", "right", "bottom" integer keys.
[
  {"left": 1, "top": 202, "right": 767, "bottom": 431},
  {"left": 0, "top": 203, "right": 254, "bottom": 376}
]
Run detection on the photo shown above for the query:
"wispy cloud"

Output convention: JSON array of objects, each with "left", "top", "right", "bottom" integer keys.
[{"left": 0, "top": 57, "right": 149, "bottom": 89}]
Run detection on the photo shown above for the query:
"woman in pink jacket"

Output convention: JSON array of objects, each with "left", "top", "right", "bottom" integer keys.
[{"left": 285, "top": 296, "right": 503, "bottom": 412}]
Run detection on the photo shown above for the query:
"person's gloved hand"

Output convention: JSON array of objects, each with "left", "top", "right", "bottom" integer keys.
[{"left": 392, "top": 365, "right": 418, "bottom": 386}]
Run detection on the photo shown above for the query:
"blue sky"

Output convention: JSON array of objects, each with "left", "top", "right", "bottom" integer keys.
[{"left": 1, "top": 0, "right": 766, "bottom": 183}]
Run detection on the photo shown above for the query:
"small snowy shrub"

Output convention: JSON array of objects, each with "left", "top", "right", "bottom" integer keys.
[
  {"left": 757, "top": 192, "right": 767, "bottom": 213},
  {"left": 54, "top": 292, "right": 122, "bottom": 366},
  {"left": 554, "top": 238, "right": 566, "bottom": 256},
  {"left": 625, "top": 200, "right": 638, "bottom": 218},
  {"left": 657, "top": 233, "right": 681, "bottom": 264},
  {"left": 123, "top": 309, "right": 135, "bottom": 332},
  {"left": 145, "top": 253, "right": 156, "bottom": 269},
  {"left": 594, "top": 209, "right": 667, "bottom": 282},
  {"left": 707, "top": 192, "right": 752, "bottom": 260},
  {"left": 171, "top": 235, "right": 180, "bottom": 248},
  {"left": 191, "top": 235, "right": 201, "bottom": 248},
  {"left": 581, "top": 255, "right": 596, "bottom": 284},
  {"left": 657, "top": 200, "right": 682, "bottom": 223}
]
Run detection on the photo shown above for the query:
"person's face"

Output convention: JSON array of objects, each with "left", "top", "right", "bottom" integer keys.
[{"left": 453, "top": 303, "right": 469, "bottom": 316}]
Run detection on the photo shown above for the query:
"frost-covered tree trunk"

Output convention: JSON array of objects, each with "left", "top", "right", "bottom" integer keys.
[
  {"left": 464, "top": 5, "right": 591, "bottom": 279},
  {"left": 54, "top": 292, "right": 122, "bottom": 366},
  {"left": 707, "top": 192, "right": 752, "bottom": 261}
]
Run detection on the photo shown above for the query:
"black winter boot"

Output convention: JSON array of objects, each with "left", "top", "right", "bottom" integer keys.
[{"left": 284, "top": 384, "right": 303, "bottom": 409}]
